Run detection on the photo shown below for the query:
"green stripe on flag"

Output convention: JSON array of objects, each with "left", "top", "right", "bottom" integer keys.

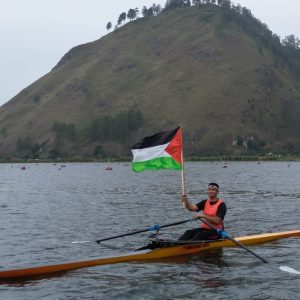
[{"left": 132, "top": 157, "right": 182, "bottom": 172}]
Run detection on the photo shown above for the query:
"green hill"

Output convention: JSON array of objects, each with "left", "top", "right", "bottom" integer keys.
[{"left": 0, "top": 2, "right": 299, "bottom": 159}]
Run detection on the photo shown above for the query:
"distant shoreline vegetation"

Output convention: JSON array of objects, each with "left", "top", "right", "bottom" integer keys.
[
  {"left": 0, "top": 155, "right": 299, "bottom": 164},
  {"left": 107, "top": 0, "right": 300, "bottom": 76},
  {"left": 13, "top": 107, "right": 143, "bottom": 160},
  {"left": 9, "top": 109, "right": 300, "bottom": 159}
]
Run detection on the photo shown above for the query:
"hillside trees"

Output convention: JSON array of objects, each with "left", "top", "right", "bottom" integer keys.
[
  {"left": 142, "top": 4, "right": 162, "bottom": 17},
  {"left": 232, "top": 3, "right": 242, "bottom": 14},
  {"left": 219, "top": 0, "right": 231, "bottom": 7},
  {"left": 46, "top": 108, "right": 143, "bottom": 158},
  {"left": 16, "top": 136, "right": 41, "bottom": 159},
  {"left": 153, "top": 4, "right": 162, "bottom": 15},
  {"left": 106, "top": 21, "right": 112, "bottom": 31},
  {"left": 52, "top": 122, "right": 77, "bottom": 142},
  {"left": 165, "top": 0, "right": 191, "bottom": 10},
  {"left": 117, "top": 12, "right": 127, "bottom": 25},
  {"left": 210, "top": 0, "right": 300, "bottom": 76},
  {"left": 127, "top": 8, "right": 139, "bottom": 21},
  {"left": 94, "top": 145, "right": 106, "bottom": 158},
  {"left": 142, "top": 6, "right": 154, "bottom": 17},
  {"left": 88, "top": 107, "right": 143, "bottom": 142},
  {"left": 282, "top": 34, "right": 300, "bottom": 49}
]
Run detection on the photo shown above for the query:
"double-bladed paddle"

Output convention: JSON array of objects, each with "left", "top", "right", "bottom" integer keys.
[
  {"left": 72, "top": 219, "right": 193, "bottom": 244},
  {"left": 198, "top": 217, "right": 269, "bottom": 263}
]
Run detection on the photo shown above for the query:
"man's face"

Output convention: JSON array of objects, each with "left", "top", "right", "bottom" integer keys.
[{"left": 207, "top": 187, "right": 218, "bottom": 198}]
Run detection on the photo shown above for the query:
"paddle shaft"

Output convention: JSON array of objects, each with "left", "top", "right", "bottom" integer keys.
[
  {"left": 199, "top": 218, "right": 269, "bottom": 263},
  {"left": 96, "top": 219, "right": 191, "bottom": 243}
]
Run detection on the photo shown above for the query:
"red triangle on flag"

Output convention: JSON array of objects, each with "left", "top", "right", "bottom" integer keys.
[{"left": 165, "top": 128, "right": 182, "bottom": 165}]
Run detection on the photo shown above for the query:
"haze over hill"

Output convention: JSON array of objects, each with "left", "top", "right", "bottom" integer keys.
[{"left": 0, "top": 0, "right": 299, "bottom": 159}]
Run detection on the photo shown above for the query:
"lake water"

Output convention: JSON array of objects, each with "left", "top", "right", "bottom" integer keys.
[{"left": 0, "top": 162, "right": 299, "bottom": 299}]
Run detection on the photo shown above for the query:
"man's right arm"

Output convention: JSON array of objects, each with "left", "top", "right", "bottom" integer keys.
[{"left": 181, "top": 195, "right": 199, "bottom": 211}]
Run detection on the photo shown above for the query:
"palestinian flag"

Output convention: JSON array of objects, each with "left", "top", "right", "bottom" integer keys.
[{"left": 131, "top": 127, "right": 183, "bottom": 172}]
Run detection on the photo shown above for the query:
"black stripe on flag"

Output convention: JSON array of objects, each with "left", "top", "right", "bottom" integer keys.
[{"left": 131, "top": 127, "right": 180, "bottom": 149}]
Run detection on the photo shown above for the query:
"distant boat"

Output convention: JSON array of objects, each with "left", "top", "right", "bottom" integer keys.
[
  {"left": 219, "top": 157, "right": 228, "bottom": 168},
  {"left": 105, "top": 160, "right": 112, "bottom": 171},
  {"left": 21, "top": 166, "right": 26, "bottom": 170}
]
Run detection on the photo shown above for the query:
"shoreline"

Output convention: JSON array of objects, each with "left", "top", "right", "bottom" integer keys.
[{"left": 0, "top": 155, "right": 299, "bottom": 164}]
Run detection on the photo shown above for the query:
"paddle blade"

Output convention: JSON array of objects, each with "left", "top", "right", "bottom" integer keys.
[
  {"left": 71, "top": 241, "right": 91, "bottom": 244},
  {"left": 279, "top": 266, "right": 300, "bottom": 275}
]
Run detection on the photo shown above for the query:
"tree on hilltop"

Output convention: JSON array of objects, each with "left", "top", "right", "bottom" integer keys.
[
  {"left": 117, "top": 12, "right": 127, "bottom": 25},
  {"left": 164, "top": 0, "right": 191, "bottom": 11},
  {"left": 106, "top": 21, "right": 112, "bottom": 31},
  {"left": 282, "top": 34, "right": 300, "bottom": 49},
  {"left": 221, "top": 0, "right": 231, "bottom": 8},
  {"left": 142, "top": 6, "right": 154, "bottom": 17},
  {"left": 192, "top": 0, "right": 202, "bottom": 5},
  {"left": 242, "top": 6, "right": 252, "bottom": 18},
  {"left": 231, "top": 3, "right": 242, "bottom": 14},
  {"left": 152, "top": 4, "right": 162, "bottom": 15},
  {"left": 127, "top": 8, "right": 138, "bottom": 21}
]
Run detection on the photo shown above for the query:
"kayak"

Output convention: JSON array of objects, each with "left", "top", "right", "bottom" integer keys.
[{"left": 0, "top": 230, "right": 299, "bottom": 280}]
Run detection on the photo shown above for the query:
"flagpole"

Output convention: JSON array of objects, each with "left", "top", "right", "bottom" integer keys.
[{"left": 180, "top": 126, "right": 187, "bottom": 208}]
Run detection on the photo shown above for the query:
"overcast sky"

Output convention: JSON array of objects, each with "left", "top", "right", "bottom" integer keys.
[{"left": 1, "top": 0, "right": 299, "bottom": 106}]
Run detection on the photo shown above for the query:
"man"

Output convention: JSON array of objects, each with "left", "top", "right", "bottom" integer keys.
[{"left": 179, "top": 183, "right": 227, "bottom": 240}]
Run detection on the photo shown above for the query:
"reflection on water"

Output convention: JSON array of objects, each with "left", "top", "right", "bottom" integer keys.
[{"left": 0, "top": 162, "right": 299, "bottom": 299}]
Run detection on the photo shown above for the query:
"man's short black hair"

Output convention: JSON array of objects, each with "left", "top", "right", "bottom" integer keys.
[{"left": 208, "top": 182, "right": 219, "bottom": 189}]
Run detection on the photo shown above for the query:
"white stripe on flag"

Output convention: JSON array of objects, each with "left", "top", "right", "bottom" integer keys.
[{"left": 131, "top": 143, "right": 171, "bottom": 162}]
